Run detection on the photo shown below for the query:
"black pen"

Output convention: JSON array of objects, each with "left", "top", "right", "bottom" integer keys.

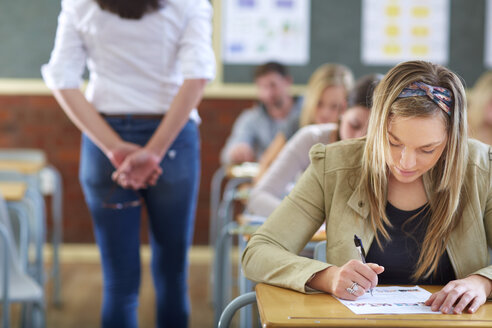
[{"left": 353, "top": 234, "right": 373, "bottom": 296}]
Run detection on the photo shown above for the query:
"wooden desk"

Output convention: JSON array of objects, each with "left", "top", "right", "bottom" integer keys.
[
  {"left": 0, "top": 182, "right": 27, "bottom": 201},
  {"left": 226, "top": 162, "right": 259, "bottom": 179},
  {"left": 256, "top": 283, "right": 492, "bottom": 327},
  {"left": 0, "top": 160, "right": 45, "bottom": 174}
]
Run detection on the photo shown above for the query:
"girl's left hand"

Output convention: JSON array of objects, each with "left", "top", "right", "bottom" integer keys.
[{"left": 425, "top": 275, "right": 492, "bottom": 314}]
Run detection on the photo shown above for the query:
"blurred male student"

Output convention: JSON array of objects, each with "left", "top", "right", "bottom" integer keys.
[{"left": 220, "top": 61, "right": 302, "bottom": 164}]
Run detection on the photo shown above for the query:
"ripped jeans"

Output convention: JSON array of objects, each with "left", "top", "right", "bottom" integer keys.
[{"left": 79, "top": 116, "right": 200, "bottom": 328}]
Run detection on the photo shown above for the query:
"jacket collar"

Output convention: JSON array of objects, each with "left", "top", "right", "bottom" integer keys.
[{"left": 347, "top": 171, "right": 433, "bottom": 219}]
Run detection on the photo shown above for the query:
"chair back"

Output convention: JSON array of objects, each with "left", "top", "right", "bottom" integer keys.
[
  {"left": 0, "top": 194, "right": 20, "bottom": 262},
  {"left": 0, "top": 194, "right": 23, "bottom": 293},
  {"left": 314, "top": 240, "right": 327, "bottom": 262}
]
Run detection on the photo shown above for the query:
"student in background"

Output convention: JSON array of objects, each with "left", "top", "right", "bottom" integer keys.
[
  {"left": 254, "top": 63, "right": 354, "bottom": 181},
  {"left": 220, "top": 62, "right": 303, "bottom": 164},
  {"left": 468, "top": 71, "right": 492, "bottom": 145},
  {"left": 242, "top": 61, "right": 492, "bottom": 315},
  {"left": 42, "top": 0, "right": 215, "bottom": 327},
  {"left": 247, "top": 74, "right": 381, "bottom": 218}
]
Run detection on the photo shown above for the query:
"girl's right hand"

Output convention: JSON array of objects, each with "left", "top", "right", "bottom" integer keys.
[{"left": 308, "top": 260, "right": 384, "bottom": 300}]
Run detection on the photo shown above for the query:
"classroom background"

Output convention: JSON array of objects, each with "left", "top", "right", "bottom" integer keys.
[
  {"left": 0, "top": 0, "right": 490, "bottom": 245},
  {"left": 0, "top": 0, "right": 491, "bottom": 327}
]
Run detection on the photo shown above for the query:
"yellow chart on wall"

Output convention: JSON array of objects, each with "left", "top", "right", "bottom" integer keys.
[{"left": 362, "top": 0, "right": 449, "bottom": 65}]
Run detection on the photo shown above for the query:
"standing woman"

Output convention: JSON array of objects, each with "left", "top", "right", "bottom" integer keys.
[
  {"left": 42, "top": 0, "right": 215, "bottom": 327},
  {"left": 242, "top": 61, "right": 492, "bottom": 314}
]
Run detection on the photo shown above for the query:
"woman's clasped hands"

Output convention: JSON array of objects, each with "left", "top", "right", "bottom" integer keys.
[{"left": 108, "top": 141, "right": 163, "bottom": 190}]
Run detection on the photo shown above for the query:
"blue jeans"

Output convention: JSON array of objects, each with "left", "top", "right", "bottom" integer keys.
[{"left": 79, "top": 117, "right": 200, "bottom": 328}]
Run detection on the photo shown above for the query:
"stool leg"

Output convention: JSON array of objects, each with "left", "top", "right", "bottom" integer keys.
[{"left": 48, "top": 166, "right": 63, "bottom": 306}]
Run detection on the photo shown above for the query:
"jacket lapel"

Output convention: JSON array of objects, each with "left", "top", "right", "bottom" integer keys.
[{"left": 347, "top": 182, "right": 370, "bottom": 219}]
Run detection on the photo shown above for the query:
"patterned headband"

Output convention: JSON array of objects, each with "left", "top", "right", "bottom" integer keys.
[{"left": 397, "top": 81, "right": 453, "bottom": 116}]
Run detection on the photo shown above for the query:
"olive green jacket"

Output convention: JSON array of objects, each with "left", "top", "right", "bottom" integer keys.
[{"left": 241, "top": 138, "right": 492, "bottom": 293}]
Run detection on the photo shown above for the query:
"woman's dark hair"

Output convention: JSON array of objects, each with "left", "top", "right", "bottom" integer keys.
[
  {"left": 348, "top": 73, "right": 384, "bottom": 109},
  {"left": 96, "top": 0, "right": 161, "bottom": 19}
]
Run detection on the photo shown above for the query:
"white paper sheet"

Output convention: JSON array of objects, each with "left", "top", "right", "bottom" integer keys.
[{"left": 336, "top": 286, "right": 438, "bottom": 314}]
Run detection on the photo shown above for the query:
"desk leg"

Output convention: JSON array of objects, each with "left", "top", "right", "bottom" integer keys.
[
  {"left": 211, "top": 176, "right": 249, "bottom": 307},
  {"left": 23, "top": 188, "right": 46, "bottom": 286},
  {"left": 238, "top": 235, "right": 256, "bottom": 328},
  {"left": 47, "top": 166, "right": 63, "bottom": 306},
  {"left": 7, "top": 203, "right": 30, "bottom": 271},
  {"left": 213, "top": 221, "right": 238, "bottom": 327},
  {"left": 209, "top": 166, "right": 226, "bottom": 245}
]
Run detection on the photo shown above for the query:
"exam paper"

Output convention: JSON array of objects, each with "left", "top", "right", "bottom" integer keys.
[{"left": 336, "top": 286, "right": 438, "bottom": 314}]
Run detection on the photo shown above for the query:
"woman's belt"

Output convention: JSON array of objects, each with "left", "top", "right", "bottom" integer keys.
[{"left": 101, "top": 113, "right": 164, "bottom": 120}]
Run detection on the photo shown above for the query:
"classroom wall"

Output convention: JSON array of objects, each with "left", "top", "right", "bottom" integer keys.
[{"left": 0, "top": 94, "right": 254, "bottom": 244}]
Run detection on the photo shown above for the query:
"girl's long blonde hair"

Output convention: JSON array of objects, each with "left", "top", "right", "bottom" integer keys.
[
  {"left": 360, "top": 61, "right": 468, "bottom": 280},
  {"left": 468, "top": 71, "right": 492, "bottom": 135},
  {"left": 299, "top": 64, "right": 354, "bottom": 127}
]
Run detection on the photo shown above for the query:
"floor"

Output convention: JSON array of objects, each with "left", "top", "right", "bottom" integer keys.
[{"left": 9, "top": 245, "right": 241, "bottom": 328}]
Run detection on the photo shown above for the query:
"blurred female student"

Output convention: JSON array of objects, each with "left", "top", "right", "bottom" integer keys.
[
  {"left": 42, "top": 0, "right": 215, "bottom": 327},
  {"left": 468, "top": 71, "right": 492, "bottom": 145},
  {"left": 242, "top": 61, "right": 492, "bottom": 315},
  {"left": 255, "top": 63, "right": 353, "bottom": 181},
  {"left": 247, "top": 74, "right": 382, "bottom": 217}
]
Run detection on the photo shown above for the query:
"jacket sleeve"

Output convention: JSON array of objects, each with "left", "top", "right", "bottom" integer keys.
[
  {"left": 241, "top": 143, "right": 332, "bottom": 293},
  {"left": 471, "top": 146, "right": 492, "bottom": 289}
]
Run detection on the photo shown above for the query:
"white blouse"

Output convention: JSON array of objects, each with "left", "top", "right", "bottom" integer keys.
[{"left": 42, "top": 0, "right": 215, "bottom": 119}]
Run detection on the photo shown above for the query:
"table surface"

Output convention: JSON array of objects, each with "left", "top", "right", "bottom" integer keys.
[
  {"left": 226, "top": 163, "right": 259, "bottom": 179},
  {"left": 0, "top": 159, "right": 45, "bottom": 174},
  {"left": 255, "top": 283, "right": 492, "bottom": 328},
  {"left": 0, "top": 182, "right": 27, "bottom": 201}
]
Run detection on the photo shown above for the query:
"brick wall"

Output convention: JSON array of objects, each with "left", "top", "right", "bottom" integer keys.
[{"left": 0, "top": 95, "right": 255, "bottom": 244}]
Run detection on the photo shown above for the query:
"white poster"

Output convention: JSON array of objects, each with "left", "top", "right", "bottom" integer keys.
[
  {"left": 222, "top": 0, "right": 310, "bottom": 65},
  {"left": 485, "top": 0, "right": 492, "bottom": 68},
  {"left": 362, "top": 0, "right": 450, "bottom": 65}
]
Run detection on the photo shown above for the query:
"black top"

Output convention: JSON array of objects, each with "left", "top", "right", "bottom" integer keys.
[{"left": 365, "top": 202, "right": 456, "bottom": 285}]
